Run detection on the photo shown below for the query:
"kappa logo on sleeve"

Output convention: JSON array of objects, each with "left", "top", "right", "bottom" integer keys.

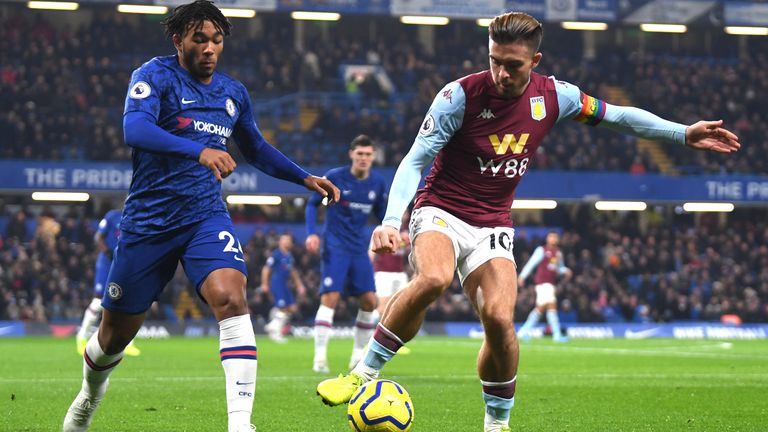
[{"left": 129, "top": 81, "right": 151, "bottom": 99}]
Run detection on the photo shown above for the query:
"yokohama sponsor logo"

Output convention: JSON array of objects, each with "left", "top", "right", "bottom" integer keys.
[
  {"left": 176, "top": 117, "right": 232, "bottom": 137},
  {"left": 193, "top": 120, "right": 232, "bottom": 137}
]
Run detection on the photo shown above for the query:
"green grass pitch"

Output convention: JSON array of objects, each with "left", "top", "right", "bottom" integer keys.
[{"left": 1, "top": 336, "right": 767, "bottom": 431}]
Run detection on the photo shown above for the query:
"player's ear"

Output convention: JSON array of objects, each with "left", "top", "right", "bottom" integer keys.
[
  {"left": 532, "top": 52, "right": 543, "bottom": 69},
  {"left": 172, "top": 34, "right": 183, "bottom": 50}
]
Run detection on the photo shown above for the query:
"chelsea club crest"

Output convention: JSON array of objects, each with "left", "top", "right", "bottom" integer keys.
[
  {"left": 225, "top": 98, "right": 236, "bottom": 117},
  {"left": 107, "top": 282, "right": 123, "bottom": 300}
]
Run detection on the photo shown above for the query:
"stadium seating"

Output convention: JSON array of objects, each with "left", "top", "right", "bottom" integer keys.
[
  {"left": 2, "top": 206, "right": 765, "bottom": 324},
  {"left": 2, "top": 6, "right": 765, "bottom": 173}
]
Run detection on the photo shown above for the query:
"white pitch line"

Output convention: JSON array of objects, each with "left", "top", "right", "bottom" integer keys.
[
  {"left": 2, "top": 372, "right": 767, "bottom": 384},
  {"left": 525, "top": 344, "right": 767, "bottom": 360}
]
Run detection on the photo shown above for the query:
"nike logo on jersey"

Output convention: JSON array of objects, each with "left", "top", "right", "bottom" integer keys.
[
  {"left": 342, "top": 190, "right": 351, "bottom": 195},
  {"left": 181, "top": 98, "right": 196, "bottom": 104},
  {"left": 236, "top": 380, "right": 254, "bottom": 385}
]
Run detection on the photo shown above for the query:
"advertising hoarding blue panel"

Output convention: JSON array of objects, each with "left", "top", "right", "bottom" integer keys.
[{"left": 2, "top": 161, "right": 767, "bottom": 203}]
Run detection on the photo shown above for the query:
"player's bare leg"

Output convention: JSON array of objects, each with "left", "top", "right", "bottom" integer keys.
[
  {"left": 376, "top": 292, "right": 411, "bottom": 355},
  {"left": 314, "top": 291, "right": 341, "bottom": 373},
  {"left": 317, "top": 232, "right": 455, "bottom": 406},
  {"left": 378, "top": 231, "right": 455, "bottom": 340},
  {"left": 201, "top": 268, "right": 256, "bottom": 432},
  {"left": 63, "top": 310, "right": 145, "bottom": 431},
  {"left": 464, "top": 258, "right": 519, "bottom": 432}
]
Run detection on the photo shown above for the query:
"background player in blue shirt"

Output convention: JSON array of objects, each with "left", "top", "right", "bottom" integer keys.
[
  {"left": 63, "top": 2, "right": 338, "bottom": 432},
  {"left": 305, "top": 135, "right": 388, "bottom": 373},
  {"left": 74, "top": 208, "right": 141, "bottom": 357},
  {"left": 261, "top": 233, "right": 306, "bottom": 343}
]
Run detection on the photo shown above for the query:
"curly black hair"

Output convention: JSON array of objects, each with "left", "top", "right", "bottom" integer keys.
[{"left": 161, "top": 0, "right": 232, "bottom": 39}]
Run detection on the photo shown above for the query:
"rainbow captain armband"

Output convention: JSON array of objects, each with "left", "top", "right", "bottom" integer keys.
[{"left": 574, "top": 92, "right": 606, "bottom": 126}]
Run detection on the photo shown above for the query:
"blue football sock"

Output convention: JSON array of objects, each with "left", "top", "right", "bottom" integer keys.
[
  {"left": 546, "top": 309, "right": 562, "bottom": 339},
  {"left": 519, "top": 309, "right": 541, "bottom": 337}
]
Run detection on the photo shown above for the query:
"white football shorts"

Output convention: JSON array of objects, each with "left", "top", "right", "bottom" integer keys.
[
  {"left": 409, "top": 206, "right": 516, "bottom": 285},
  {"left": 535, "top": 283, "right": 556, "bottom": 306},
  {"left": 374, "top": 271, "right": 409, "bottom": 297}
]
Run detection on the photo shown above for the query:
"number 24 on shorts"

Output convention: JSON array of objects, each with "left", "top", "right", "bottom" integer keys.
[{"left": 219, "top": 231, "right": 245, "bottom": 262}]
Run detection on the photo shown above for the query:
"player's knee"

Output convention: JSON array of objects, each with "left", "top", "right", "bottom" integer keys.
[
  {"left": 413, "top": 272, "right": 451, "bottom": 299},
  {"left": 359, "top": 297, "right": 377, "bottom": 311},
  {"left": 208, "top": 290, "right": 248, "bottom": 318},
  {"left": 480, "top": 309, "right": 514, "bottom": 333}
]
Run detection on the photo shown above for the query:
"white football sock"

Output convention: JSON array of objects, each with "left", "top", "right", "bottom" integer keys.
[
  {"left": 314, "top": 305, "right": 334, "bottom": 364},
  {"left": 351, "top": 310, "right": 376, "bottom": 367},
  {"left": 82, "top": 332, "right": 123, "bottom": 396},
  {"left": 77, "top": 298, "right": 103, "bottom": 340},
  {"left": 219, "top": 314, "right": 257, "bottom": 432}
]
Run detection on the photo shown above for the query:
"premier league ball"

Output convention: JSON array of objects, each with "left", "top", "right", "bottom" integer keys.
[{"left": 347, "top": 380, "right": 414, "bottom": 432}]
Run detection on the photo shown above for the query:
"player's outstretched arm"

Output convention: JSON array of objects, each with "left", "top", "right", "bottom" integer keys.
[
  {"left": 685, "top": 120, "right": 740, "bottom": 153},
  {"left": 233, "top": 85, "right": 338, "bottom": 192},
  {"left": 554, "top": 80, "right": 741, "bottom": 153}
]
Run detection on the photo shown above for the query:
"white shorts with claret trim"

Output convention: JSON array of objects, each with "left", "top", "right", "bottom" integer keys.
[
  {"left": 535, "top": 283, "right": 556, "bottom": 306},
  {"left": 409, "top": 206, "right": 516, "bottom": 285}
]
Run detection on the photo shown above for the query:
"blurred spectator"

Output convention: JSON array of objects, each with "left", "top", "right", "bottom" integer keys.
[{"left": 5, "top": 210, "right": 28, "bottom": 241}]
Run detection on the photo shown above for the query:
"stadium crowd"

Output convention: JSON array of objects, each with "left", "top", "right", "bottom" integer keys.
[
  {"left": 1, "top": 6, "right": 765, "bottom": 326},
  {"left": 2, "top": 7, "right": 765, "bottom": 173},
  {"left": 1, "top": 206, "right": 766, "bottom": 325}
]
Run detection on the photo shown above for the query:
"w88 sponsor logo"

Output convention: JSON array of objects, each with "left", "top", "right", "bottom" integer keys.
[{"left": 477, "top": 156, "right": 530, "bottom": 178}]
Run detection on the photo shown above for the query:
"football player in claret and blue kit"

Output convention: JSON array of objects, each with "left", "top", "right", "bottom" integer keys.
[
  {"left": 62, "top": 2, "right": 338, "bottom": 431},
  {"left": 318, "top": 11, "right": 740, "bottom": 432}
]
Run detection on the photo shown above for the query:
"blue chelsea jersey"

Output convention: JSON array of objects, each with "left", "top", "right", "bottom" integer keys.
[
  {"left": 97, "top": 209, "right": 122, "bottom": 251},
  {"left": 267, "top": 249, "right": 294, "bottom": 288},
  {"left": 121, "top": 55, "right": 251, "bottom": 234},
  {"left": 315, "top": 167, "right": 388, "bottom": 254}
]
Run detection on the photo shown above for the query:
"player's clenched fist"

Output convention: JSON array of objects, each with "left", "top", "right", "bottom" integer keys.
[
  {"left": 199, "top": 147, "right": 237, "bottom": 181},
  {"left": 371, "top": 225, "right": 401, "bottom": 254},
  {"left": 305, "top": 234, "right": 321, "bottom": 254}
]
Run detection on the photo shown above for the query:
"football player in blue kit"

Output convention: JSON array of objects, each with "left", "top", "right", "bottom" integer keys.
[
  {"left": 63, "top": 2, "right": 339, "bottom": 431},
  {"left": 75, "top": 208, "right": 141, "bottom": 357},
  {"left": 305, "top": 135, "right": 389, "bottom": 373},
  {"left": 261, "top": 233, "right": 306, "bottom": 343}
]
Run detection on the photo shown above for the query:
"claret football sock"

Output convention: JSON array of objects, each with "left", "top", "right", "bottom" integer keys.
[
  {"left": 219, "top": 314, "right": 257, "bottom": 432},
  {"left": 352, "top": 323, "right": 404, "bottom": 381}
]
